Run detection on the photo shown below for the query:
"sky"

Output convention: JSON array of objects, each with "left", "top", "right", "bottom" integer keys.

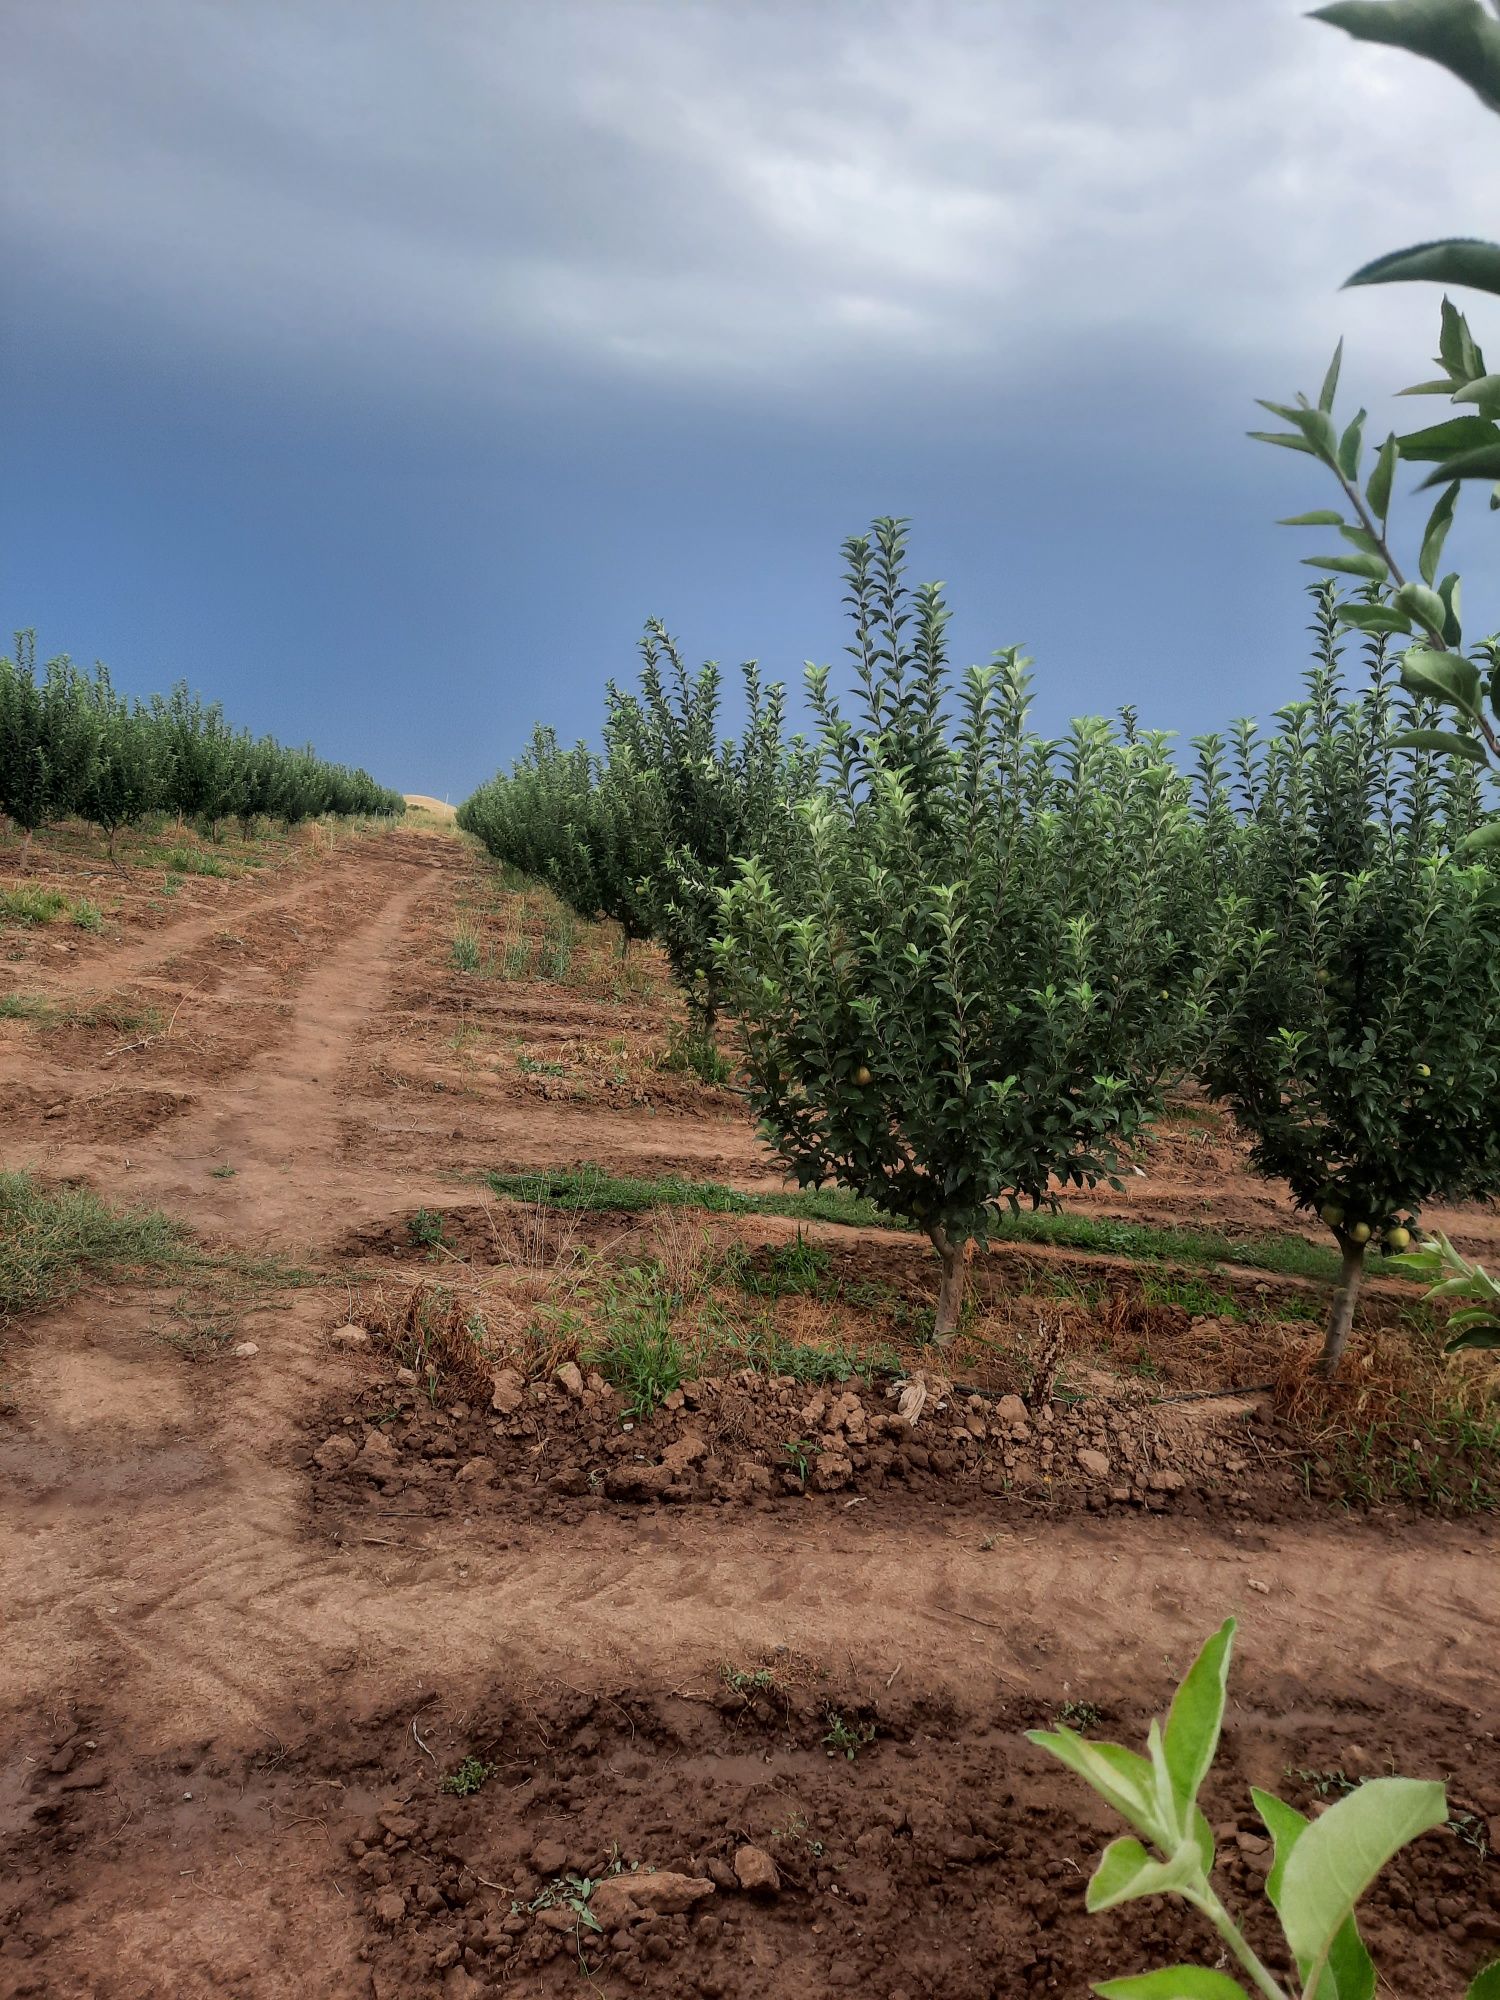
[{"left": 2, "top": 0, "right": 1498, "bottom": 799}]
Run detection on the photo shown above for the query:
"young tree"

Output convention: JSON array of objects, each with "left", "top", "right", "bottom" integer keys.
[
  {"left": 1200, "top": 585, "right": 1500, "bottom": 1374},
  {"left": 718, "top": 520, "right": 1209, "bottom": 1339},
  {"left": 78, "top": 667, "right": 160, "bottom": 860},
  {"left": 0, "top": 633, "right": 52, "bottom": 865},
  {"left": 603, "top": 627, "right": 814, "bottom": 1036}
]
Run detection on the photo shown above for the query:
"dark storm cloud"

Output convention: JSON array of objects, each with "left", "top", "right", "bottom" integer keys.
[{"left": 4, "top": 0, "right": 1492, "bottom": 416}]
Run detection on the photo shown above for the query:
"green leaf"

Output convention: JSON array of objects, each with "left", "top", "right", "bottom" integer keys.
[
  {"left": 1249, "top": 430, "right": 1318, "bottom": 456},
  {"left": 1337, "top": 523, "right": 1385, "bottom": 558},
  {"left": 1335, "top": 604, "right": 1413, "bottom": 636},
  {"left": 1162, "top": 1618, "right": 1236, "bottom": 1822},
  {"left": 1459, "top": 821, "right": 1500, "bottom": 852},
  {"left": 1420, "top": 481, "right": 1461, "bottom": 583},
  {"left": 1387, "top": 727, "right": 1490, "bottom": 766},
  {"left": 1437, "top": 570, "right": 1464, "bottom": 645},
  {"left": 1277, "top": 1778, "right": 1447, "bottom": 1986},
  {"left": 1085, "top": 1834, "right": 1204, "bottom": 1914},
  {"left": 1026, "top": 1728, "right": 1165, "bottom": 1843},
  {"left": 1400, "top": 645, "right": 1485, "bottom": 716},
  {"left": 1393, "top": 584, "right": 1453, "bottom": 638},
  {"left": 1366, "top": 433, "right": 1398, "bottom": 521},
  {"left": 1278, "top": 510, "right": 1347, "bottom": 526},
  {"left": 1453, "top": 373, "right": 1500, "bottom": 415},
  {"left": 1346, "top": 237, "right": 1500, "bottom": 296},
  {"left": 1253, "top": 1787, "right": 1308, "bottom": 1913},
  {"left": 1398, "top": 415, "right": 1500, "bottom": 462},
  {"left": 1313, "top": 0, "right": 1500, "bottom": 115},
  {"left": 1302, "top": 552, "right": 1389, "bottom": 581},
  {"left": 1094, "top": 1972, "right": 1251, "bottom": 1999},
  {"left": 1338, "top": 408, "right": 1366, "bottom": 480},
  {"left": 1417, "top": 441, "right": 1500, "bottom": 486},
  {"left": 1465, "top": 1962, "right": 1500, "bottom": 2000},
  {"left": 1319, "top": 340, "right": 1344, "bottom": 413}
]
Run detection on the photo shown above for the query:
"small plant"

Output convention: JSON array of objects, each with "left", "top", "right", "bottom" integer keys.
[
  {"left": 440, "top": 1756, "right": 493, "bottom": 1797},
  {"left": 450, "top": 922, "right": 483, "bottom": 973},
  {"left": 1030, "top": 1616, "right": 1500, "bottom": 2000},
  {"left": 517, "top": 1053, "right": 567, "bottom": 1077},
  {"left": 70, "top": 897, "right": 104, "bottom": 932},
  {"left": 590, "top": 1266, "right": 685, "bottom": 1417},
  {"left": 822, "top": 1709, "right": 876, "bottom": 1761},
  {"left": 1056, "top": 1699, "right": 1103, "bottom": 1731},
  {"left": 782, "top": 1438, "right": 814, "bottom": 1484},
  {"left": 662, "top": 1019, "right": 734, "bottom": 1086},
  {"left": 523, "top": 1872, "right": 604, "bottom": 1937},
  {"left": 406, "top": 1209, "right": 448, "bottom": 1251},
  {"left": 721, "top": 1664, "right": 780, "bottom": 1701},
  {"left": 737, "top": 1229, "right": 831, "bottom": 1298},
  {"left": 210, "top": 1163, "right": 237, "bottom": 1180}
]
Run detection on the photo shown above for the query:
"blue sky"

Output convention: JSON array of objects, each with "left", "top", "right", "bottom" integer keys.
[{"left": 2, "top": 0, "right": 1496, "bottom": 798}]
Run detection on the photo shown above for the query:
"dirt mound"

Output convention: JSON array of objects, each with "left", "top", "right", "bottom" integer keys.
[{"left": 306, "top": 1356, "right": 1290, "bottom": 1531}]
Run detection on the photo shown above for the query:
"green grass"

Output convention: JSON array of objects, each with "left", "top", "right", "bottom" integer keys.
[
  {"left": 0, "top": 886, "right": 103, "bottom": 929},
  {"left": 588, "top": 1265, "right": 686, "bottom": 1417},
  {"left": 0, "top": 992, "right": 161, "bottom": 1034},
  {"left": 486, "top": 1164, "right": 1379, "bottom": 1285},
  {"left": 0, "top": 1171, "right": 192, "bottom": 1324},
  {"left": 450, "top": 922, "right": 483, "bottom": 973},
  {"left": 1138, "top": 1273, "right": 1245, "bottom": 1320},
  {"left": 160, "top": 846, "right": 233, "bottom": 878}
]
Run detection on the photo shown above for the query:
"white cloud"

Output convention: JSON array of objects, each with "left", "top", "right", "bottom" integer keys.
[{"left": 2, "top": 0, "right": 1495, "bottom": 411}]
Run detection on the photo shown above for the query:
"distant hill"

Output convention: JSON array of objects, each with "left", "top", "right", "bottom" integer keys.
[{"left": 403, "top": 794, "right": 457, "bottom": 820}]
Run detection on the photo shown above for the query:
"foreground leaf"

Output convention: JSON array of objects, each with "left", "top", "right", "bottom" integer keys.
[
  {"left": 1162, "top": 1619, "right": 1236, "bottom": 1821},
  {"left": 1278, "top": 1778, "right": 1446, "bottom": 1984},
  {"left": 1095, "top": 1971, "right": 1251, "bottom": 1999},
  {"left": 1085, "top": 1835, "right": 1204, "bottom": 1914}
]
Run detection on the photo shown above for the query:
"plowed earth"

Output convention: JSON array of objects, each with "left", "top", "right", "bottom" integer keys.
[{"left": 1, "top": 820, "right": 1497, "bottom": 2000}]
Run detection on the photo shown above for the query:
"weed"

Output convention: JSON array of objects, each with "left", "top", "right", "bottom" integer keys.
[
  {"left": 734, "top": 1229, "right": 831, "bottom": 1298},
  {"left": 1055, "top": 1699, "right": 1103, "bottom": 1730},
  {"left": 1450, "top": 1808, "right": 1490, "bottom": 1860},
  {"left": 1139, "top": 1273, "right": 1243, "bottom": 1319},
  {"left": 0, "top": 993, "right": 160, "bottom": 1034},
  {"left": 211, "top": 1163, "right": 237, "bottom": 1180},
  {"left": 162, "top": 847, "right": 231, "bottom": 878},
  {"left": 161, "top": 873, "right": 182, "bottom": 897},
  {"left": 589, "top": 1266, "right": 685, "bottom": 1417},
  {"left": 768, "top": 1810, "right": 824, "bottom": 1857},
  {"left": 0, "top": 1171, "right": 191, "bottom": 1325},
  {"left": 720, "top": 1664, "right": 780, "bottom": 1701},
  {"left": 661, "top": 1020, "right": 734, "bottom": 1085},
  {"left": 517, "top": 1053, "right": 567, "bottom": 1077},
  {"left": 451, "top": 923, "right": 483, "bottom": 973},
  {"left": 783, "top": 1438, "right": 814, "bottom": 1483},
  {"left": 0, "top": 887, "right": 72, "bottom": 926},
  {"left": 521, "top": 1873, "right": 604, "bottom": 1937},
  {"left": 439, "top": 1757, "right": 494, "bottom": 1797},
  {"left": 1287, "top": 1764, "right": 1358, "bottom": 1801},
  {"left": 822, "top": 1710, "right": 876, "bottom": 1761},
  {"left": 71, "top": 898, "right": 104, "bottom": 932},
  {"left": 406, "top": 1209, "right": 448, "bottom": 1251},
  {"left": 540, "top": 909, "right": 578, "bottom": 981}
]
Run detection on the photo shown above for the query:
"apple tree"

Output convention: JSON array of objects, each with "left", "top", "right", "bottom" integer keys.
[
  {"left": 1199, "top": 584, "right": 1500, "bottom": 1374},
  {"left": 717, "top": 519, "right": 1210, "bottom": 1340}
]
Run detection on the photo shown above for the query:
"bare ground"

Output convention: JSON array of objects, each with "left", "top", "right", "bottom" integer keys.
[{"left": 2, "top": 820, "right": 1497, "bottom": 1999}]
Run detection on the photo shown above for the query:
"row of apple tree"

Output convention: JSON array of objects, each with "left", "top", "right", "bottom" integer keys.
[
  {"left": 459, "top": 520, "right": 1500, "bottom": 1370},
  {"left": 0, "top": 633, "right": 405, "bottom": 857}
]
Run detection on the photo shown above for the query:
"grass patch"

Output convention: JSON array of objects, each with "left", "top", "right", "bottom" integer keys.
[
  {"left": 160, "top": 846, "right": 232, "bottom": 878},
  {"left": 486, "top": 1165, "right": 1377, "bottom": 1285},
  {"left": 589, "top": 1264, "right": 686, "bottom": 1417},
  {"left": 0, "top": 992, "right": 161, "bottom": 1034},
  {"left": 0, "top": 1171, "right": 191, "bottom": 1324},
  {"left": 0, "top": 886, "right": 103, "bottom": 929},
  {"left": 661, "top": 1021, "right": 735, "bottom": 1086}
]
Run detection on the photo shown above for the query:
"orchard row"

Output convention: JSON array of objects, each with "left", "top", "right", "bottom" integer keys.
[
  {"left": 460, "top": 520, "right": 1500, "bottom": 1367},
  {"left": 0, "top": 633, "right": 404, "bottom": 857}
]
